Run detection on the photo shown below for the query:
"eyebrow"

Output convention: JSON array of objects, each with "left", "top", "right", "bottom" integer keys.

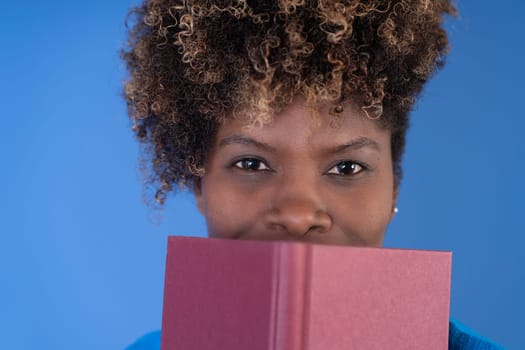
[
  {"left": 218, "top": 135, "right": 276, "bottom": 153},
  {"left": 330, "top": 137, "right": 381, "bottom": 154},
  {"left": 218, "top": 135, "right": 380, "bottom": 154}
]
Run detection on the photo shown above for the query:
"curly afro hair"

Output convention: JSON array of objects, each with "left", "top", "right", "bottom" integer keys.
[{"left": 122, "top": 0, "right": 456, "bottom": 205}]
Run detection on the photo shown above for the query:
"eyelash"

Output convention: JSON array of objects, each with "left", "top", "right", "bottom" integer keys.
[
  {"left": 232, "top": 158, "right": 367, "bottom": 176},
  {"left": 232, "top": 158, "right": 272, "bottom": 172},
  {"left": 326, "top": 160, "right": 367, "bottom": 176}
]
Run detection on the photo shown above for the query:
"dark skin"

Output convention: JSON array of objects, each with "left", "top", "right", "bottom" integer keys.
[{"left": 195, "top": 96, "right": 398, "bottom": 247}]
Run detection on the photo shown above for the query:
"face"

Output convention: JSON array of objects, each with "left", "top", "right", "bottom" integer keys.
[{"left": 195, "top": 97, "right": 397, "bottom": 247}]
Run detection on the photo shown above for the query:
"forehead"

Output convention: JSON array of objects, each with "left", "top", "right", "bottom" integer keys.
[{"left": 216, "top": 98, "right": 391, "bottom": 151}]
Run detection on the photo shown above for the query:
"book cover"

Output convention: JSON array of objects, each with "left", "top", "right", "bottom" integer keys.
[{"left": 161, "top": 236, "right": 451, "bottom": 350}]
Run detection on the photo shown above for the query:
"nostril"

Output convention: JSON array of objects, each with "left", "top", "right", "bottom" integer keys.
[
  {"left": 309, "top": 210, "right": 332, "bottom": 234},
  {"left": 310, "top": 223, "right": 329, "bottom": 235},
  {"left": 266, "top": 205, "right": 332, "bottom": 237},
  {"left": 268, "top": 223, "right": 285, "bottom": 231}
]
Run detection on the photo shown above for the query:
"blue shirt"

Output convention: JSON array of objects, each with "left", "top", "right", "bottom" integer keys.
[{"left": 125, "top": 319, "right": 504, "bottom": 349}]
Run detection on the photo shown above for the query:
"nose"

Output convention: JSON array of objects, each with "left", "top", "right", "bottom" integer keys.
[{"left": 266, "top": 176, "right": 332, "bottom": 237}]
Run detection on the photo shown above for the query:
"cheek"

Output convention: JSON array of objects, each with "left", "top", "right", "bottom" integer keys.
[
  {"left": 199, "top": 178, "right": 262, "bottom": 238},
  {"left": 363, "top": 182, "right": 395, "bottom": 244},
  {"left": 200, "top": 188, "right": 237, "bottom": 238},
  {"left": 331, "top": 179, "right": 394, "bottom": 245}
]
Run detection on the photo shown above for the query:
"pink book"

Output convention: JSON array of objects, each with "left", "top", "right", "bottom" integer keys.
[{"left": 161, "top": 236, "right": 451, "bottom": 350}]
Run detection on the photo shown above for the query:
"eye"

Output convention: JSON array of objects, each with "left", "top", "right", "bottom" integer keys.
[
  {"left": 233, "top": 158, "right": 271, "bottom": 171},
  {"left": 327, "top": 161, "right": 365, "bottom": 176}
]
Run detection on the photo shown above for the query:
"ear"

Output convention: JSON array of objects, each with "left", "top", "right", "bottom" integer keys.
[
  {"left": 390, "top": 180, "right": 399, "bottom": 220},
  {"left": 193, "top": 177, "right": 205, "bottom": 214}
]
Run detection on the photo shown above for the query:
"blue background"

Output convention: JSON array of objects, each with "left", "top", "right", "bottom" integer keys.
[{"left": 1, "top": 1, "right": 523, "bottom": 349}]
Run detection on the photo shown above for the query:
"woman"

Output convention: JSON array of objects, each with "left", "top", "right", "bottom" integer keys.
[{"left": 122, "top": 0, "right": 503, "bottom": 348}]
